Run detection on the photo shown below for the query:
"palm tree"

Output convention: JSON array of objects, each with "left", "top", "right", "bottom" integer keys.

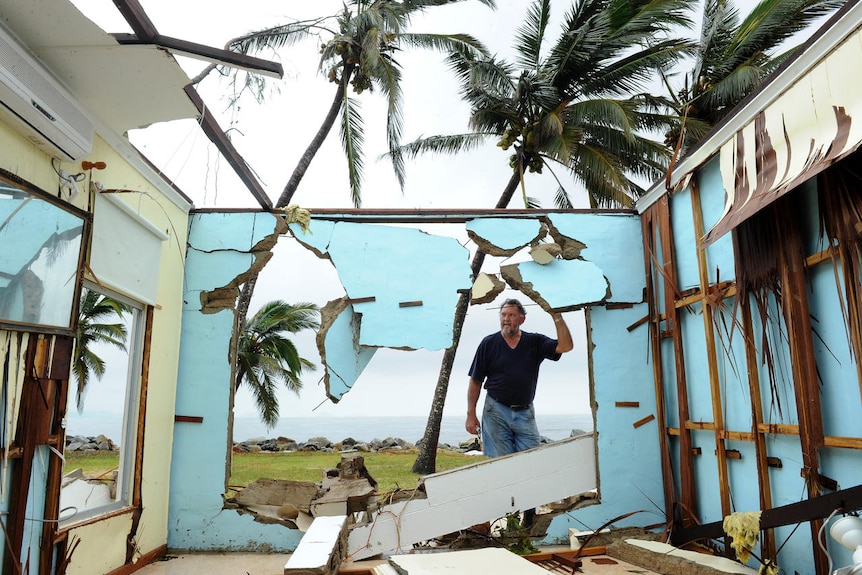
[
  {"left": 221, "top": 1, "right": 496, "bottom": 396},
  {"left": 400, "top": 0, "right": 691, "bottom": 210},
  {"left": 403, "top": 0, "right": 693, "bottom": 473},
  {"left": 72, "top": 289, "right": 131, "bottom": 412},
  {"left": 214, "top": 0, "right": 495, "bottom": 209},
  {"left": 235, "top": 300, "right": 320, "bottom": 429},
  {"left": 665, "top": 0, "right": 846, "bottom": 151}
]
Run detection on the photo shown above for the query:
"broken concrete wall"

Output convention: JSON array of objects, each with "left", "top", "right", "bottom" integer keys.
[
  {"left": 539, "top": 304, "right": 662, "bottom": 544},
  {"left": 169, "top": 211, "right": 302, "bottom": 552},
  {"left": 170, "top": 208, "right": 665, "bottom": 553}
]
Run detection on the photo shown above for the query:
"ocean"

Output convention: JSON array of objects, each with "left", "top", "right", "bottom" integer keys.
[{"left": 65, "top": 412, "right": 593, "bottom": 447}]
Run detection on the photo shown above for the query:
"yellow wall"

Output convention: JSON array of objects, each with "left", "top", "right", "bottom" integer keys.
[{"left": 0, "top": 123, "right": 190, "bottom": 573}]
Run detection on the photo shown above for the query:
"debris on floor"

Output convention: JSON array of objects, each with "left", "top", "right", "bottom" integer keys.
[
  {"left": 225, "top": 453, "right": 378, "bottom": 530},
  {"left": 606, "top": 538, "right": 758, "bottom": 575}
]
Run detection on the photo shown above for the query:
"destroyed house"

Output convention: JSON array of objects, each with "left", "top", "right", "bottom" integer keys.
[{"left": 0, "top": 1, "right": 862, "bottom": 574}]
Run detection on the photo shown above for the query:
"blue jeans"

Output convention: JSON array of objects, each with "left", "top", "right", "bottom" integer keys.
[{"left": 481, "top": 395, "right": 541, "bottom": 458}]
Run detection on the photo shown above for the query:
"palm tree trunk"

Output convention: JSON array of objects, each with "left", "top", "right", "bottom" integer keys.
[
  {"left": 276, "top": 65, "right": 354, "bottom": 209},
  {"left": 412, "top": 171, "right": 522, "bottom": 474},
  {"left": 233, "top": 66, "right": 354, "bottom": 391}
]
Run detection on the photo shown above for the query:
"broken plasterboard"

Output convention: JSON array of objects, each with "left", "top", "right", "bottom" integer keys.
[
  {"left": 316, "top": 298, "right": 376, "bottom": 401},
  {"left": 291, "top": 220, "right": 472, "bottom": 351},
  {"left": 501, "top": 258, "right": 609, "bottom": 311},
  {"left": 466, "top": 217, "right": 545, "bottom": 255}
]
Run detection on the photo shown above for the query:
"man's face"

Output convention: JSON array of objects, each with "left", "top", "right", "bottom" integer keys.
[{"left": 500, "top": 304, "right": 525, "bottom": 337}]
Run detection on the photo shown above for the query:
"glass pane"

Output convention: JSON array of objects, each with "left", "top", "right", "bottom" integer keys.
[
  {"left": 60, "top": 287, "right": 142, "bottom": 524},
  {"left": 0, "top": 181, "right": 85, "bottom": 329}
]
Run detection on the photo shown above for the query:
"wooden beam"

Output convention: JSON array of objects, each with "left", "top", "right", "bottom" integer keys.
[
  {"left": 690, "top": 183, "right": 732, "bottom": 534},
  {"left": 175, "top": 415, "right": 204, "bottom": 424},
  {"left": 112, "top": 33, "right": 283, "bottom": 78},
  {"left": 641, "top": 202, "right": 679, "bottom": 524},
  {"left": 671, "top": 484, "right": 862, "bottom": 547}
]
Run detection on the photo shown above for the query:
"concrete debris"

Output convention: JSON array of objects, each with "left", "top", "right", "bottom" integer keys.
[
  {"left": 529, "top": 242, "right": 562, "bottom": 264},
  {"left": 470, "top": 272, "right": 506, "bottom": 305},
  {"left": 227, "top": 454, "right": 383, "bottom": 529}
]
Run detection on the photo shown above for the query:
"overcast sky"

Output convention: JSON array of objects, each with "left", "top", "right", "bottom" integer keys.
[{"left": 70, "top": 0, "right": 810, "bottom": 422}]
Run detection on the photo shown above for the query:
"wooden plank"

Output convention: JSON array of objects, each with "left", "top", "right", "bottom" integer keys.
[
  {"left": 345, "top": 297, "right": 376, "bottom": 305},
  {"left": 690, "top": 182, "right": 731, "bottom": 533},
  {"left": 615, "top": 401, "right": 640, "bottom": 408},
  {"left": 633, "top": 414, "right": 655, "bottom": 428},
  {"left": 656, "top": 197, "right": 698, "bottom": 527},
  {"left": 671, "top": 484, "right": 862, "bottom": 547},
  {"left": 175, "top": 415, "right": 204, "bottom": 423},
  {"left": 640, "top": 203, "right": 680, "bottom": 525}
]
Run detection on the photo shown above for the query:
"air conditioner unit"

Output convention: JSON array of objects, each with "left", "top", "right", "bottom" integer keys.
[{"left": 0, "top": 23, "right": 93, "bottom": 162}]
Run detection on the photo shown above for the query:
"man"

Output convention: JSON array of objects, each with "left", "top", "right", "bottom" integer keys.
[{"left": 465, "top": 298, "right": 573, "bottom": 458}]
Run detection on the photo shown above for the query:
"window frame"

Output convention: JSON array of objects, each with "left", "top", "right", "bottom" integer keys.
[{"left": 59, "top": 283, "right": 145, "bottom": 527}]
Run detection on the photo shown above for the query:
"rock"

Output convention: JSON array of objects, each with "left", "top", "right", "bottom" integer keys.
[
  {"left": 275, "top": 438, "right": 296, "bottom": 451},
  {"left": 307, "top": 436, "right": 332, "bottom": 448},
  {"left": 66, "top": 441, "right": 83, "bottom": 451},
  {"left": 258, "top": 439, "right": 278, "bottom": 451}
]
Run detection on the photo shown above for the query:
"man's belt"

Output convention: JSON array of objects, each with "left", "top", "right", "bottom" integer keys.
[{"left": 491, "top": 395, "right": 531, "bottom": 411}]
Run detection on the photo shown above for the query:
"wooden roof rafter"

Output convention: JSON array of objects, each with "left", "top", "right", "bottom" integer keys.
[{"left": 110, "top": 0, "right": 278, "bottom": 210}]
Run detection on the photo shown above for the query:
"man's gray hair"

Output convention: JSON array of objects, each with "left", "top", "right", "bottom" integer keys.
[{"left": 500, "top": 298, "right": 526, "bottom": 315}]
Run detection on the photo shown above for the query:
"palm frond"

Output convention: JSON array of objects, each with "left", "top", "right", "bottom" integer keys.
[
  {"left": 399, "top": 32, "right": 491, "bottom": 57},
  {"left": 513, "top": 0, "right": 551, "bottom": 71},
  {"left": 340, "top": 94, "right": 366, "bottom": 208},
  {"left": 390, "top": 132, "right": 490, "bottom": 160}
]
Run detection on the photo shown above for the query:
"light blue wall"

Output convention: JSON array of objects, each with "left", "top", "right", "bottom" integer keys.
[
  {"left": 169, "top": 211, "right": 302, "bottom": 551},
  {"left": 543, "top": 304, "right": 664, "bottom": 542},
  {"left": 290, "top": 221, "right": 472, "bottom": 352},
  {"left": 171, "top": 209, "right": 665, "bottom": 552}
]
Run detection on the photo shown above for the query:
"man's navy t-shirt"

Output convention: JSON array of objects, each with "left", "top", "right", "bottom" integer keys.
[{"left": 468, "top": 331, "right": 561, "bottom": 406}]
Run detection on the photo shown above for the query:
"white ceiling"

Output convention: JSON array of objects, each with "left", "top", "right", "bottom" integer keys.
[{"left": 0, "top": 0, "right": 197, "bottom": 137}]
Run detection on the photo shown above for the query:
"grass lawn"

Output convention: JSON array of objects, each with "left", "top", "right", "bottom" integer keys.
[{"left": 65, "top": 449, "right": 482, "bottom": 494}]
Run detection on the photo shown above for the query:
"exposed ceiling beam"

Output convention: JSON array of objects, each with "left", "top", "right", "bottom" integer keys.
[{"left": 112, "top": 33, "right": 284, "bottom": 78}]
